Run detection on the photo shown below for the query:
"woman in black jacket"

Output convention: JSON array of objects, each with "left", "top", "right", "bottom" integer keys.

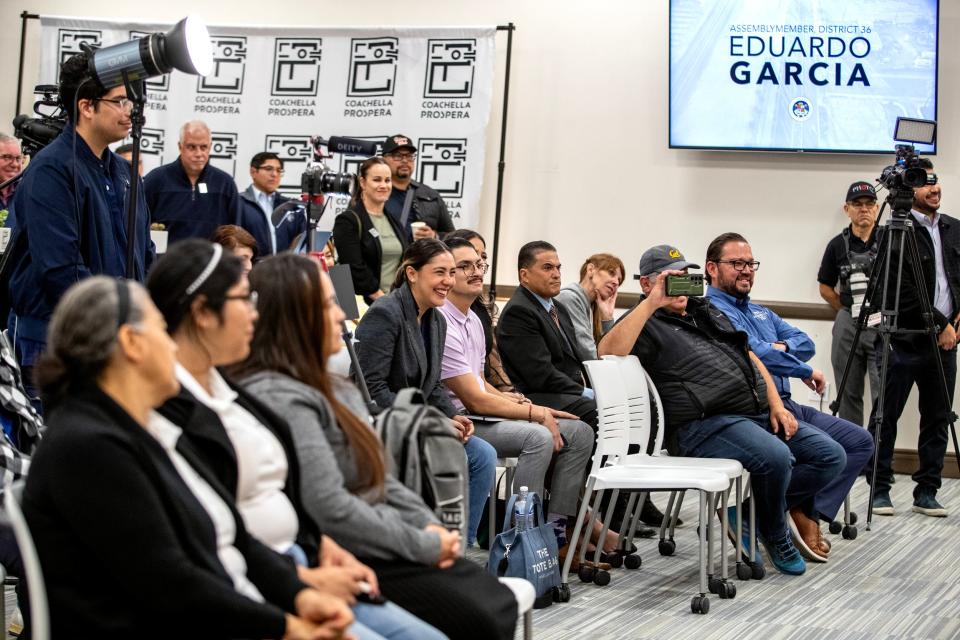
[
  {"left": 332, "top": 157, "right": 408, "bottom": 304},
  {"left": 22, "top": 276, "right": 354, "bottom": 640}
]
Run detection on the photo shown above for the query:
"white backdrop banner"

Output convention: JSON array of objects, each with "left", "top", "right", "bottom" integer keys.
[{"left": 37, "top": 17, "right": 497, "bottom": 230}]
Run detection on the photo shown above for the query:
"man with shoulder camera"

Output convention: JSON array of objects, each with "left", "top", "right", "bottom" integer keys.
[
  {"left": 381, "top": 134, "right": 455, "bottom": 241},
  {"left": 868, "top": 159, "right": 960, "bottom": 518},
  {"left": 6, "top": 52, "right": 155, "bottom": 384},
  {"left": 705, "top": 233, "right": 873, "bottom": 562},
  {"left": 818, "top": 182, "right": 881, "bottom": 427},
  {"left": 598, "top": 244, "right": 845, "bottom": 576}
]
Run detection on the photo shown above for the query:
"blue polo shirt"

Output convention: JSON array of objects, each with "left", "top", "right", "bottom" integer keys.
[
  {"left": 705, "top": 286, "right": 814, "bottom": 398},
  {"left": 7, "top": 123, "right": 154, "bottom": 346},
  {"left": 144, "top": 159, "right": 243, "bottom": 246}
]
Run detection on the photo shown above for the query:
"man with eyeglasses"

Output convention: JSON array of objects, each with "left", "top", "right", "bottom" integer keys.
[
  {"left": 381, "top": 134, "right": 455, "bottom": 241},
  {"left": 439, "top": 237, "right": 593, "bottom": 548},
  {"left": 0, "top": 135, "right": 23, "bottom": 219},
  {"left": 5, "top": 51, "right": 155, "bottom": 391},
  {"left": 238, "top": 152, "right": 305, "bottom": 256},
  {"left": 817, "top": 182, "right": 881, "bottom": 427},
  {"left": 599, "top": 244, "right": 845, "bottom": 576},
  {"left": 705, "top": 232, "right": 873, "bottom": 564},
  {"left": 144, "top": 120, "right": 243, "bottom": 247}
]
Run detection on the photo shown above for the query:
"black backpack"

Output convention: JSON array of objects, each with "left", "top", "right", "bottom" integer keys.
[{"left": 375, "top": 388, "right": 469, "bottom": 540}]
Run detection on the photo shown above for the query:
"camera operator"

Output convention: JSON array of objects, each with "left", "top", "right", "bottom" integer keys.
[
  {"left": 868, "top": 159, "right": 960, "bottom": 518},
  {"left": 381, "top": 134, "right": 455, "bottom": 241},
  {"left": 0, "top": 135, "right": 23, "bottom": 216},
  {"left": 817, "top": 182, "right": 881, "bottom": 426},
  {"left": 6, "top": 51, "right": 154, "bottom": 387}
]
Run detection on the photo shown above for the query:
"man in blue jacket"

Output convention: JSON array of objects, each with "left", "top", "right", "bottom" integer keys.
[
  {"left": 239, "top": 152, "right": 305, "bottom": 256},
  {"left": 705, "top": 232, "right": 873, "bottom": 563},
  {"left": 6, "top": 51, "right": 155, "bottom": 387},
  {"left": 144, "top": 120, "right": 243, "bottom": 246}
]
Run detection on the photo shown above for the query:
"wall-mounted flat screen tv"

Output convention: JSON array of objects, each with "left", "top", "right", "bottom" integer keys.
[{"left": 669, "top": 0, "right": 938, "bottom": 153}]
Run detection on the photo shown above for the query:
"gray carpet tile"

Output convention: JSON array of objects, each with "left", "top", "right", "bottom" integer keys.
[{"left": 469, "top": 474, "right": 960, "bottom": 640}]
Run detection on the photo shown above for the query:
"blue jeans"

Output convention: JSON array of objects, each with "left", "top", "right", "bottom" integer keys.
[
  {"left": 677, "top": 414, "right": 846, "bottom": 541},
  {"left": 352, "top": 602, "right": 448, "bottom": 640},
  {"left": 464, "top": 435, "right": 496, "bottom": 545},
  {"left": 783, "top": 398, "right": 874, "bottom": 521}
]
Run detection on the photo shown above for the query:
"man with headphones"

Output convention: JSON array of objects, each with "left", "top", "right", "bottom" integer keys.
[{"left": 6, "top": 51, "right": 154, "bottom": 394}]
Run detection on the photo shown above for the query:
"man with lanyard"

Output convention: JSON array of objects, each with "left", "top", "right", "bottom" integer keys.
[
  {"left": 6, "top": 51, "right": 154, "bottom": 395},
  {"left": 867, "top": 159, "right": 960, "bottom": 518},
  {"left": 705, "top": 233, "right": 873, "bottom": 563},
  {"left": 381, "top": 134, "right": 455, "bottom": 241},
  {"left": 818, "top": 181, "right": 881, "bottom": 426}
]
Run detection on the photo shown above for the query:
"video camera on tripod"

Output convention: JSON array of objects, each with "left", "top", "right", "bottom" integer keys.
[
  {"left": 12, "top": 85, "right": 67, "bottom": 157},
  {"left": 877, "top": 118, "right": 937, "bottom": 215}
]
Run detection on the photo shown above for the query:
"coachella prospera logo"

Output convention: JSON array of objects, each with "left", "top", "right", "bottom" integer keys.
[
  {"left": 421, "top": 39, "right": 476, "bottom": 120},
  {"left": 418, "top": 138, "right": 467, "bottom": 219},
  {"left": 343, "top": 38, "right": 397, "bottom": 118},
  {"left": 264, "top": 135, "right": 313, "bottom": 194},
  {"left": 57, "top": 29, "right": 102, "bottom": 68},
  {"left": 209, "top": 131, "right": 239, "bottom": 177},
  {"left": 196, "top": 36, "right": 247, "bottom": 115},
  {"left": 269, "top": 38, "right": 322, "bottom": 118},
  {"left": 135, "top": 127, "right": 166, "bottom": 173}
]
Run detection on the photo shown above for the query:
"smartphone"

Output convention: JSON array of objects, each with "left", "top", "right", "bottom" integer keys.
[{"left": 665, "top": 274, "right": 704, "bottom": 297}]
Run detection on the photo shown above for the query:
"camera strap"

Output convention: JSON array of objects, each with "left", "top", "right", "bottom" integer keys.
[{"left": 399, "top": 187, "right": 415, "bottom": 230}]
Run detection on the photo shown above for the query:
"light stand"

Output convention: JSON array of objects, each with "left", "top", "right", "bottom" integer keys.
[{"left": 122, "top": 75, "right": 146, "bottom": 280}]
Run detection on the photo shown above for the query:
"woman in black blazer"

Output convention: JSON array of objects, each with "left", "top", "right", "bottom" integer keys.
[
  {"left": 332, "top": 157, "right": 408, "bottom": 304},
  {"left": 22, "top": 276, "right": 354, "bottom": 640}
]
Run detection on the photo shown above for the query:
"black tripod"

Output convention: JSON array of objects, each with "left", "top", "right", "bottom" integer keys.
[{"left": 832, "top": 184, "right": 960, "bottom": 530}]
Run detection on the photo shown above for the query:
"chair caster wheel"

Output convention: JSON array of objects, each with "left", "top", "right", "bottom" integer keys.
[
  {"left": 577, "top": 566, "right": 594, "bottom": 583},
  {"left": 708, "top": 577, "right": 722, "bottom": 594},
  {"left": 553, "top": 584, "right": 571, "bottom": 603},
  {"left": 602, "top": 552, "right": 623, "bottom": 568},
  {"left": 750, "top": 562, "right": 765, "bottom": 580},
  {"left": 658, "top": 539, "right": 676, "bottom": 556},
  {"left": 736, "top": 563, "right": 752, "bottom": 581},
  {"left": 842, "top": 525, "right": 858, "bottom": 540},
  {"left": 828, "top": 520, "right": 842, "bottom": 535},
  {"left": 691, "top": 595, "right": 710, "bottom": 614},
  {"left": 849, "top": 511, "right": 859, "bottom": 525},
  {"left": 720, "top": 581, "right": 737, "bottom": 599},
  {"left": 593, "top": 570, "right": 611, "bottom": 586},
  {"left": 624, "top": 553, "right": 642, "bottom": 570}
]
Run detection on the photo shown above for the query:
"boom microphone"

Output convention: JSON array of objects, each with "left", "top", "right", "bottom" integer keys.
[{"left": 326, "top": 136, "right": 379, "bottom": 157}]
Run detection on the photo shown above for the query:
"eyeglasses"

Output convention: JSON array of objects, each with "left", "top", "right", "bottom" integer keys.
[
  {"left": 715, "top": 260, "right": 760, "bottom": 272},
  {"left": 455, "top": 261, "right": 489, "bottom": 276},
  {"left": 224, "top": 291, "right": 259, "bottom": 309},
  {"left": 257, "top": 166, "right": 284, "bottom": 176},
  {"left": 386, "top": 152, "right": 416, "bottom": 162},
  {"left": 96, "top": 96, "right": 134, "bottom": 111},
  {"left": 0, "top": 154, "right": 22, "bottom": 164}
]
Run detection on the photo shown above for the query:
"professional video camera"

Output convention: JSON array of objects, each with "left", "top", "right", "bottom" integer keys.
[
  {"left": 877, "top": 118, "right": 937, "bottom": 214},
  {"left": 12, "top": 85, "right": 67, "bottom": 156},
  {"left": 300, "top": 135, "right": 380, "bottom": 197}
]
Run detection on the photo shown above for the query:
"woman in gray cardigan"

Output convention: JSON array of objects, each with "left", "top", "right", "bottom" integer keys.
[
  {"left": 235, "top": 254, "right": 517, "bottom": 640},
  {"left": 555, "top": 252, "right": 625, "bottom": 361}
]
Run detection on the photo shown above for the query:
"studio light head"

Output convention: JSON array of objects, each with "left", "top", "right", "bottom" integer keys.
[{"left": 86, "top": 16, "right": 213, "bottom": 90}]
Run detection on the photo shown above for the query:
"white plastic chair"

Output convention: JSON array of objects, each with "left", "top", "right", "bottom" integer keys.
[
  {"left": 560, "top": 360, "right": 729, "bottom": 614},
  {"left": 603, "top": 355, "right": 761, "bottom": 582},
  {"left": 4, "top": 481, "right": 49, "bottom": 640},
  {"left": 498, "top": 577, "right": 534, "bottom": 640}
]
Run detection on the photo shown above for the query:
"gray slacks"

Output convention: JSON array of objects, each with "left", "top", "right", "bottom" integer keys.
[
  {"left": 831, "top": 307, "right": 880, "bottom": 426},
  {"left": 473, "top": 417, "right": 593, "bottom": 516}
]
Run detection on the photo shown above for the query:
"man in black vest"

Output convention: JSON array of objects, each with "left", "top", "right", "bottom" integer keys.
[
  {"left": 599, "top": 245, "right": 845, "bottom": 576},
  {"left": 818, "top": 181, "right": 881, "bottom": 426}
]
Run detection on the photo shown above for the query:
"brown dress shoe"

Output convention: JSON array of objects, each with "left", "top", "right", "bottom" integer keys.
[
  {"left": 558, "top": 543, "right": 612, "bottom": 573},
  {"left": 788, "top": 507, "right": 828, "bottom": 563}
]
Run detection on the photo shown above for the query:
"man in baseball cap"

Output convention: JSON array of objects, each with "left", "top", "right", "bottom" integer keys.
[
  {"left": 600, "top": 242, "right": 843, "bottom": 576},
  {"left": 380, "top": 133, "right": 455, "bottom": 242}
]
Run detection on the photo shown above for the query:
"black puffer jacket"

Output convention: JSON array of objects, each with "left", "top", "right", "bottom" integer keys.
[{"left": 625, "top": 297, "right": 768, "bottom": 451}]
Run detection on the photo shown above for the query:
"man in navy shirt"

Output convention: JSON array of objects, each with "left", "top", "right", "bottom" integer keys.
[
  {"left": 239, "top": 151, "right": 305, "bottom": 256},
  {"left": 705, "top": 232, "right": 873, "bottom": 562},
  {"left": 6, "top": 51, "right": 154, "bottom": 386},
  {"left": 144, "top": 120, "right": 243, "bottom": 246}
]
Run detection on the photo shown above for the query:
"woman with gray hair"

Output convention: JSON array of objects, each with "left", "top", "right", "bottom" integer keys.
[{"left": 22, "top": 276, "right": 354, "bottom": 639}]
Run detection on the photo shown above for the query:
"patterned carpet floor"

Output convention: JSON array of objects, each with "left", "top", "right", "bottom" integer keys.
[{"left": 468, "top": 474, "right": 960, "bottom": 640}]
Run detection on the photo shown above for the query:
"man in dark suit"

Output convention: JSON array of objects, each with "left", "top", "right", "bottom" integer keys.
[
  {"left": 239, "top": 152, "right": 306, "bottom": 256},
  {"left": 496, "top": 241, "right": 598, "bottom": 427}
]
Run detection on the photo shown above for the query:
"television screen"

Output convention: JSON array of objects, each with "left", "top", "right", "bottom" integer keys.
[{"left": 669, "top": 0, "right": 939, "bottom": 153}]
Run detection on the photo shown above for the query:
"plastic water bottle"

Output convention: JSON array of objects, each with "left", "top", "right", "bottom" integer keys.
[{"left": 515, "top": 486, "right": 530, "bottom": 532}]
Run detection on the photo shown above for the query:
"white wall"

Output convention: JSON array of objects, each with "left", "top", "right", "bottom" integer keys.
[{"left": 2, "top": 0, "right": 957, "bottom": 454}]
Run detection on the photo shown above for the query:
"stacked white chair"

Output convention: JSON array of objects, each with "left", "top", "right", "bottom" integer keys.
[
  {"left": 559, "top": 359, "right": 729, "bottom": 613},
  {"left": 5, "top": 481, "right": 49, "bottom": 640}
]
